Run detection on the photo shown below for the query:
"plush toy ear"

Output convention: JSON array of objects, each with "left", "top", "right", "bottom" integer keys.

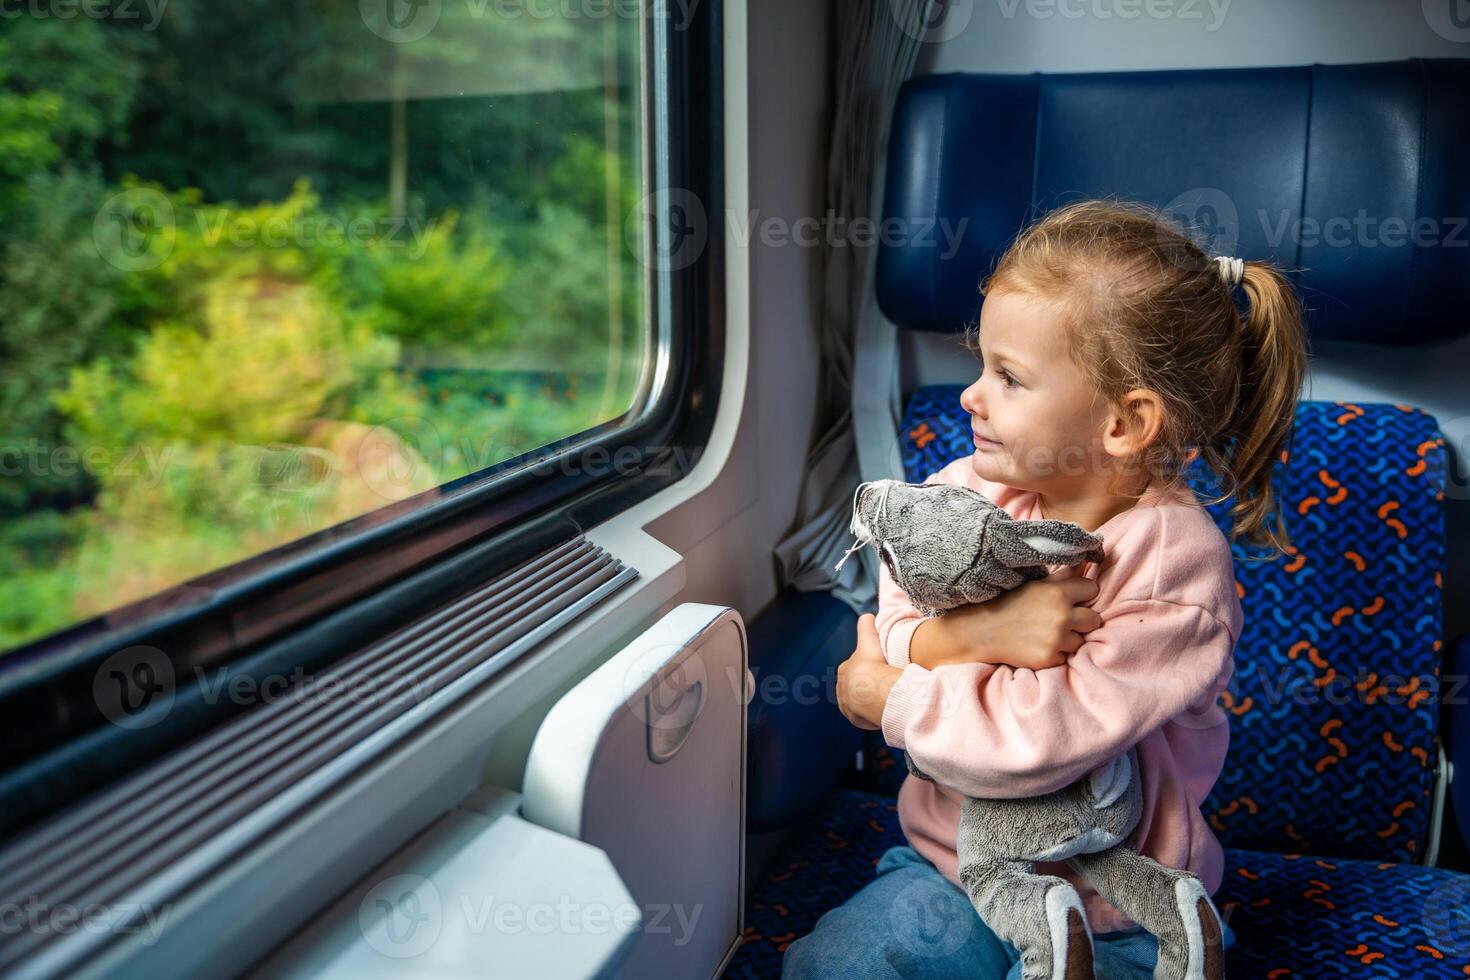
[{"left": 991, "top": 517, "right": 1105, "bottom": 568}]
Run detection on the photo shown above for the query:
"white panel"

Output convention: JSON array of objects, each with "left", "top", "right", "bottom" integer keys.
[
  {"left": 251, "top": 790, "right": 639, "bottom": 980},
  {"left": 523, "top": 603, "right": 750, "bottom": 980}
]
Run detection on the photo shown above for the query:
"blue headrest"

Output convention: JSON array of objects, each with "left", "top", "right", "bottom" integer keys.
[{"left": 876, "top": 60, "right": 1470, "bottom": 345}]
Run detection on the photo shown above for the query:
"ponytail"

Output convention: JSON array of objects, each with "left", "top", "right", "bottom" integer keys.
[{"left": 1215, "top": 262, "right": 1308, "bottom": 555}]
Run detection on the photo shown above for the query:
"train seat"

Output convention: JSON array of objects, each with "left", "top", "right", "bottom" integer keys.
[{"left": 733, "top": 58, "right": 1470, "bottom": 978}]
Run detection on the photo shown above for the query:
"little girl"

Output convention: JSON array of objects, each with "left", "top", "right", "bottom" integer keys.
[{"left": 788, "top": 200, "right": 1308, "bottom": 979}]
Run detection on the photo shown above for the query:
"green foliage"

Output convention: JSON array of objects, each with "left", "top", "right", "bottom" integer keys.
[
  {"left": 342, "top": 207, "right": 512, "bottom": 352},
  {"left": 0, "top": 18, "right": 145, "bottom": 156},
  {"left": 0, "top": 1, "right": 648, "bottom": 651},
  {"left": 0, "top": 170, "right": 128, "bottom": 515},
  {"left": 56, "top": 278, "right": 384, "bottom": 448},
  {"left": 0, "top": 78, "right": 62, "bottom": 217}
]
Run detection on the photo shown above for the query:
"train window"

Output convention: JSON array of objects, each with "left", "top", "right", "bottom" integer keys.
[{"left": 0, "top": 2, "right": 671, "bottom": 654}]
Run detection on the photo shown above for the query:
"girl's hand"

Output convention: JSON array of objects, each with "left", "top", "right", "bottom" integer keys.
[
  {"left": 910, "top": 567, "right": 1102, "bottom": 671},
  {"left": 836, "top": 614, "right": 902, "bottom": 731}
]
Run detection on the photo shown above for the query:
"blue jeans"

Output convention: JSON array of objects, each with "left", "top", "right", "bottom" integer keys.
[{"left": 782, "top": 846, "right": 1236, "bottom": 979}]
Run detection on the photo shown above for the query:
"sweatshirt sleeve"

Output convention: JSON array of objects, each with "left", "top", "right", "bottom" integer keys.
[
  {"left": 876, "top": 556, "right": 929, "bottom": 668},
  {"left": 881, "top": 597, "right": 1236, "bottom": 799}
]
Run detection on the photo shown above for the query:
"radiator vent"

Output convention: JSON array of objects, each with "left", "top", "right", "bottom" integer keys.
[{"left": 0, "top": 535, "right": 636, "bottom": 978}]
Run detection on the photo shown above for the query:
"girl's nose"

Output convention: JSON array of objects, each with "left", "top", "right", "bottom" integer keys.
[{"left": 960, "top": 377, "right": 986, "bottom": 418}]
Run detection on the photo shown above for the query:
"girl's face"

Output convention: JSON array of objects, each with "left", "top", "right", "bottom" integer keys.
[{"left": 959, "top": 289, "right": 1117, "bottom": 495}]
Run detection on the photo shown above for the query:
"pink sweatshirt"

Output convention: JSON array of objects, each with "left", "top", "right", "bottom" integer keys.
[{"left": 877, "top": 456, "right": 1241, "bottom": 935}]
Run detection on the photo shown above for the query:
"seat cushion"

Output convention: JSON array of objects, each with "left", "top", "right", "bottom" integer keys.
[
  {"left": 898, "top": 386, "right": 1448, "bottom": 863},
  {"left": 728, "top": 787, "right": 1470, "bottom": 978},
  {"left": 1219, "top": 847, "right": 1470, "bottom": 977}
]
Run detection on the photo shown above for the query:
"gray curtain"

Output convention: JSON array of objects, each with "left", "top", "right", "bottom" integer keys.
[{"left": 772, "top": 0, "right": 933, "bottom": 614}]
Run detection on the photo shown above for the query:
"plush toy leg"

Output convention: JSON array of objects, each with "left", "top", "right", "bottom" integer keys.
[
  {"left": 1065, "top": 846, "right": 1224, "bottom": 980},
  {"left": 957, "top": 856, "right": 1094, "bottom": 980}
]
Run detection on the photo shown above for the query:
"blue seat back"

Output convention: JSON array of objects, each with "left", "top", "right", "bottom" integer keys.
[
  {"left": 877, "top": 61, "right": 1470, "bottom": 346},
  {"left": 899, "top": 388, "right": 1448, "bottom": 862}
]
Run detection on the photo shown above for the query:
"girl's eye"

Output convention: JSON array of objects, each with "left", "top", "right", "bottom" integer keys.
[{"left": 997, "top": 367, "right": 1019, "bottom": 388}]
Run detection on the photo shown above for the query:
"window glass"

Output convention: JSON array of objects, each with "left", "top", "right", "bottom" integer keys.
[{"left": 0, "top": 0, "right": 649, "bottom": 651}]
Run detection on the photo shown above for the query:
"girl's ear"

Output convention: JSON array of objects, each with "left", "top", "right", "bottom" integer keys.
[{"left": 1102, "top": 387, "right": 1164, "bottom": 460}]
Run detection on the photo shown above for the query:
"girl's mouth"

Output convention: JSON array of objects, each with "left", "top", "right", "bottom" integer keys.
[{"left": 973, "top": 432, "right": 1001, "bottom": 450}]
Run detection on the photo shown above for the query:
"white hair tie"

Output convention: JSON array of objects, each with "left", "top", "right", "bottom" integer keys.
[{"left": 1214, "top": 255, "right": 1245, "bottom": 287}]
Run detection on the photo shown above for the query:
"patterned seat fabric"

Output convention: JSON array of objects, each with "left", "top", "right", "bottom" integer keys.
[
  {"left": 727, "top": 788, "right": 1470, "bottom": 978},
  {"left": 728, "top": 789, "right": 908, "bottom": 979},
  {"left": 897, "top": 386, "right": 1449, "bottom": 863}
]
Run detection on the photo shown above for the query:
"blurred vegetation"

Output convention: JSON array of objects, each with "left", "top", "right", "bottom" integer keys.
[{"left": 0, "top": 2, "right": 647, "bottom": 649}]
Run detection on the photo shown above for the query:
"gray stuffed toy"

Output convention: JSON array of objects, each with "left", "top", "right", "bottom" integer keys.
[{"left": 838, "top": 479, "right": 1226, "bottom": 980}]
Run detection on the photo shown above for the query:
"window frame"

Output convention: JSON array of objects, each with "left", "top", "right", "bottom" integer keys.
[{"left": 0, "top": 0, "right": 724, "bottom": 822}]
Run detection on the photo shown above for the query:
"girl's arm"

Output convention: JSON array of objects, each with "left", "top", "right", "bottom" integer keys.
[
  {"left": 880, "top": 597, "right": 1236, "bottom": 799},
  {"left": 877, "top": 552, "right": 1102, "bottom": 671}
]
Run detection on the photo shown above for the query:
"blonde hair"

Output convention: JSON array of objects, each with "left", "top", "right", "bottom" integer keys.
[{"left": 973, "top": 199, "right": 1309, "bottom": 555}]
